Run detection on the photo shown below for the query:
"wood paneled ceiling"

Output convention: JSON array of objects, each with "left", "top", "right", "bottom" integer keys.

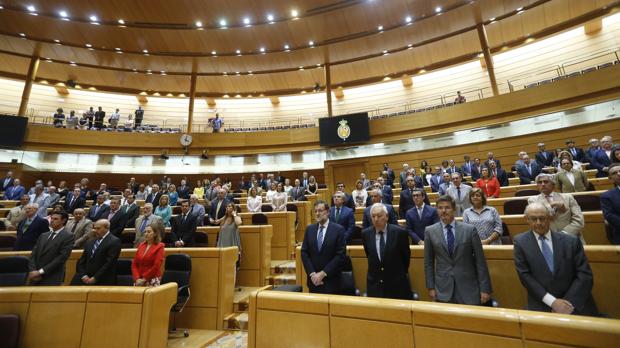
[{"left": 0, "top": 0, "right": 616, "bottom": 96}]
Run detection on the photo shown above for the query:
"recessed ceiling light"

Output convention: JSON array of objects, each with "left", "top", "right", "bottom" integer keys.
[
  {"left": 267, "top": 14, "right": 274, "bottom": 22},
  {"left": 299, "top": 66, "right": 304, "bottom": 70},
  {"left": 248, "top": 71, "right": 253, "bottom": 75},
  {"left": 243, "top": 17, "right": 251, "bottom": 25},
  {"left": 219, "top": 19, "right": 227, "bottom": 27},
  {"left": 160, "top": 71, "right": 166, "bottom": 75},
  {"left": 195, "top": 21, "right": 203, "bottom": 27},
  {"left": 377, "top": 25, "right": 383, "bottom": 31},
  {"left": 59, "top": 10, "right": 68, "bottom": 18},
  {"left": 259, "top": 47, "right": 266, "bottom": 53},
  {"left": 291, "top": 9, "right": 298, "bottom": 17},
  {"left": 85, "top": 43, "right": 92, "bottom": 47},
  {"left": 211, "top": 50, "right": 217, "bottom": 55},
  {"left": 489, "top": 17, "right": 496, "bottom": 21},
  {"left": 27, "top": 5, "right": 36, "bottom": 12},
  {"left": 19, "top": 33, "right": 26, "bottom": 37},
  {"left": 516, "top": 7, "right": 523, "bottom": 11},
  {"left": 46, "top": 58, "right": 52, "bottom": 62},
  {"left": 235, "top": 49, "right": 241, "bottom": 54},
  {"left": 118, "top": 19, "right": 125, "bottom": 25},
  {"left": 115, "top": 47, "right": 121, "bottom": 51},
  {"left": 0, "top": 5, "right": 4, "bottom": 10},
  {"left": 54, "top": 39, "right": 60, "bottom": 43},
  {"left": 284, "top": 44, "right": 290, "bottom": 50},
  {"left": 517, "top": 10, "right": 524, "bottom": 14},
  {"left": 407, "top": 43, "right": 413, "bottom": 47},
  {"left": 235, "top": 71, "right": 240, "bottom": 75},
  {"left": 223, "top": 72, "right": 227, "bottom": 75},
  {"left": 89, "top": 15, "right": 98, "bottom": 22},
  {"left": 316, "top": 63, "right": 321, "bottom": 67},
  {"left": 142, "top": 49, "right": 148, "bottom": 53},
  {"left": 435, "top": 7, "right": 442, "bottom": 13},
  {"left": 405, "top": 16, "right": 412, "bottom": 23},
  {"left": 382, "top": 50, "right": 388, "bottom": 54},
  {"left": 308, "top": 41, "right": 314, "bottom": 46}
]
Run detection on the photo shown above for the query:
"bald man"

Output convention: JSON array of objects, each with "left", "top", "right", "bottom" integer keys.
[{"left": 71, "top": 219, "right": 121, "bottom": 285}]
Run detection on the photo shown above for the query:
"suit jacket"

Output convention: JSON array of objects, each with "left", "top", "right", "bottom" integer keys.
[
  {"left": 145, "top": 191, "right": 163, "bottom": 206},
  {"left": 1, "top": 176, "right": 14, "bottom": 191},
  {"left": 177, "top": 185, "right": 191, "bottom": 200},
  {"left": 430, "top": 175, "right": 443, "bottom": 193},
  {"left": 585, "top": 147, "right": 600, "bottom": 164},
  {"left": 330, "top": 193, "right": 354, "bottom": 209},
  {"left": 601, "top": 188, "right": 620, "bottom": 245},
  {"left": 516, "top": 162, "right": 542, "bottom": 185},
  {"left": 190, "top": 203, "right": 207, "bottom": 226},
  {"left": 289, "top": 186, "right": 307, "bottom": 202},
  {"left": 446, "top": 166, "right": 461, "bottom": 176},
  {"left": 134, "top": 214, "right": 164, "bottom": 246},
  {"left": 492, "top": 168, "right": 509, "bottom": 187},
  {"left": 5, "top": 184, "right": 25, "bottom": 200},
  {"left": 567, "top": 147, "right": 586, "bottom": 163},
  {"left": 29, "top": 228, "right": 75, "bottom": 285},
  {"left": 123, "top": 203, "right": 140, "bottom": 228},
  {"left": 556, "top": 170, "right": 589, "bottom": 193},
  {"left": 209, "top": 199, "right": 230, "bottom": 221},
  {"left": 88, "top": 203, "right": 110, "bottom": 221},
  {"left": 398, "top": 188, "right": 416, "bottom": 219},
  {"left": 484, "top": 159, "right": 501, "bottom": 169},
  {"left": 300, "top": 222, "right": 346, "bottom": 294},
  {"left": 513, "top": 231, "right": 598, "bottom": 316},
  {"left": 406, "top": 205, "right": 439, "bottom": 244},
  {"left": 362, "top": 224, "right": 412, "bottom": 300},
  {"left": 362, "top": 204, "right": 398, "bottom": 229},
  {"left": 132, "top": 242, "right": 165, "bottom": 282},
  {"left": 171, "top": 213, "right": 197, "bottom": 246},
  {"left": 15, "top": 216, "right": 50, "bottom": 251},
  {"left": 591, "top": 149, "right": 612, "bottom": 177},
  {"left": 446, "top": 185, "right": 472, "bottom": 217},
  {"left": 471, "top": 165, "right": 482, "bottom": 181},
  {"left": 329, "top": 206, "right": 356, "bottom": 243},
  {"left": 528, "top": 193, "right": 584, "bottom": 242},
  {"left": 71, "top": 233, "right": 121, "bottom": 285},
  {"left": 107, "top": 209, "right": 129, "bottom": 237},
  {"left": 64, "top": 194, "right": 86, "bottom": 214},
  {"left": 424, "top": 221, "right": 492, "bottom": 304},
  {"left": 399, "top": 171, "right": 408, "bottom": 185},
  {"left": 535, "top": 151, "right": 554, "bottom": 167},
  {"left": 66, "top": 218, "right": 94, "bottom": 248}
]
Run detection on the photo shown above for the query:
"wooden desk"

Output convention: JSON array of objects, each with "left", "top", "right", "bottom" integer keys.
[
  {"left": 240, "top": 212, "right": 295, "bottom": 260},
  {"left": 488, "top": 190, "right": 605, "bottom": 214}
]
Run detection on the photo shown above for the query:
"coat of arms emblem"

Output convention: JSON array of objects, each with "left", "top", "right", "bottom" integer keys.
[{"left": 337, "top": 119, "right": 351, "bottom": 141}]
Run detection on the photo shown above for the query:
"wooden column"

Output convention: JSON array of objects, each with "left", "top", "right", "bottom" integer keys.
[
  {"left": 187, "top": 72, "right": 197, "bottom": 133},
  {"left": 18, "top": 56, "right": 40, "bottom": 116},
  {"left": 324, "top": 63, "right": 333, "bottom": 117},
  {"left": 476, "top": 23, "right": 499, "bottom": 97}
]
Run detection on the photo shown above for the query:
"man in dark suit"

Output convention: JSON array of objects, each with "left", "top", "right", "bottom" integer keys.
[
  {"left": 106, "top": 198, "right": 129, "bottom": 237},
  {"left": 363, "top": 190, "right": 397, "bottom": 229},
  {"left": 484, "top": 152, "right": 501, "bottom": 169},
  {"left": 28, "top": 211, "right": 75, "bottom": 285},
  {"left": 5, "top": 178, "right": 26, "bottom": 201},
  {"left": 171, "top": 201, "right": 198, "bottom": 247},
  {"left": 289, "top": 179, "right": 307, "bottom": 202},
  {"left": 145, "top": 184, "right": 163, "bottom": 206},
  {"left": 71, "top": 219, "right": 121, "bottom": 285},
  {"left": 601, "top": 164, "right": 620, "bottom": 245},
  {"left": 585, "top": 138, "right": 600, "bottom": 164},
  {"left": 177, "top": 179, "right": 191, "bottom": 200},
  {"left": 209, "top": 188, "right": 231, "bottom": 225},
  {"left": 424, "top": 195, "right": 492, "bottom": 305},
  {"left": 382, "top": 163, "right": 395, "bottom": 187},
  {"left": 513, "top": 202, "right": 598, "bottom": 316},
  {"left": 375, "top": 177, "right": 393, "bottom": 204},
  {"left": 516, "top": 155, "right": 542, "bottom": 185},
  {"left": 429, "top": 166, "right": 443, "bottom": 193},
  {"left": 123, "top": 194, "right": 140, "bottom": 229},
  {"left": 399, "top": 164, "right": 410, "bottom": 186},
  {"left": 301, "top": 200, "right": 346, "bottom": 294},
  {"left": 406, "top": 189, "right": 439, "bottom": 245},
  {"left": 1, "top": 170, "right": 13, "bottom": 192},
  {"left": 329, "top": 192, "right": 356, "bottom": 243},
  {"left": 591, "top": 135, "right": 614, "bottom": 178},
  {"left": 65, "top": 187, "right": 86, "bottom": 214},
  {"left": 94, "top": 106, "right": 105, "bottom": 129},
  {"left": 565, "top": 139, "right": 586, "bottom": 163},
  {"left": 461, "top": 155, "right": 474, "bottom": 177},
  {"left": 471, "top": 158, "right": 482, "bottom": 181},
  {"left": 488, "top": 161, "right": 509, "bottom": 187},
  {"left": 333, "top": 182, "right": 354, "bottom": 209},
  {"left": 362, "top": 203, "right": 412, "bottom": 300},
  {"left": 535, "top": 142, "right": 554, "bottom": 167},
  {"left": 88, "top": 194, "right": 110, "bottom": 221},
  {"left": 446, "top": 159, "right": 461, "bottom": 176},
  {"left": 14, "top": 204, "right": 50, "bottom": 251}
]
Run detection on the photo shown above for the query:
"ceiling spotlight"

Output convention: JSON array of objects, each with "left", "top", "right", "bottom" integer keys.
[
  {"left": 291, "top": 9, "right": 298, "bottom": 18},
  {"left": 0, "top": 5, "right": 4, "bottom": 10},
  {"left": 118, "top": 19, "right": 125, "bottom": 25},
  {"left": 54, "top": 39, "right": 60, "bottom": 43},
  {"left": 516, "top": 7, "right": 524, "bottom": 11},
  {"left": 243, "top": 17, "right": 251, "bottom": 25},
  {"left": 284, "top": 44, "right": 290, "bottom": 50},
  {"left": 59, "top": 10, "right": 68, "bottom": 18},
  {"left": 248, "top": 71, "right": 253, "bottom": 75},
  {"left": 223, "top": 72, "right": 227, "bottom": 75},
  {"left": 405, "top": 16, "right": 412, "bottom": 23},
  {"left": 195, "top": 20, "right": 203, "bottom": 27},
  {"left": 377, "top": 25, "right": 383, "bottom": 31},
  {"left": 299, "top": 66, "right": 304, "bottom": 70},
  {"left": 89, "top": 15, "right": 98, "bottom": 22},
  {"left": 235, "top": 49, "right": 241, "bottom": 55},
  {"left": 115, "top": 47, "right": 121, "bottom": 51},
  {"left": 219, "top": 19, "right": 227, "bottom": 27},
  {"left": 407, "top": 43, "right": 413, "bottom": 48},
  {"left": 142, "top": 49, "right": 148, "bottom": 53},
  {"left": 259, "top": 47, "right": 266, "bottom": 53},
  {"left": 85, "top": 43, "right": 92, "bottom": 47},
  {"left": 27, "top": 5, "right": 36, "bottom": 12},
  {"left": 211, "top": 50, "right": 217, "bottom": 55},
  {"left": 489, "top": 17, "right": 496, "bottom": 21},
  {"left": 160, "top": 71, "right": 166, "bottom": 75},
  {"left": 308, "top": 41, "right": 314, "bottom": 46},
  {"left": 267, "top": 14, "right": 274, "bottom": 22},
  {"left": 19, "top": 33, "right": 26, "bottom": 37},
  {"left": 382, "top": 49, "right": 388, "bottom": 54},
  {"left": 435, "top": 6, "right": 442, "bottom": 13}
]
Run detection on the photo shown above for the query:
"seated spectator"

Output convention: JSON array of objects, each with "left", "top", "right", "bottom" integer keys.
[
  {"left": 132, "top": 225, "right": 165, "bottom": 287},
  {"left": 601, "top": 164, "right": 620, "bottom": 244},
  {"left": 476, "top": 167, "right": 501, "bottom": 198},
  {"left": 53, "top": 108, "right": 65, "bottom": 128},
  {"left": 462, "top": 188, "right": 502, "bottom": 245},
  {"left": 67, "top": 208, "right": 94, "bottom": 249},
  {"left": 154, "top": 194, "right": 172, "bottom": 227},
  {"left": 271, "top": 183, "right": 288, "bottom": 212},
  {"left": 46, "top": 186, "right": 61, "bottom": 206},
  {"left": 66, "top": 110, "right": 78, "bottom": 129},
  {"left": 247, "top": 187, "right": 262, "bottom": 213},
  {"left": 454, "top": 91, "right": 466, "bottom": 104},
  {"left": 352, "top": 180, "right": 368, "bottom": 208},
  {"left": 556, "top": 158, "right": 589, "bottom": 193},
  {"left": 306, "top": 175, "right": 319, "bottom": 194},
  {"left": 5, "top": 178, "right": 25, "bottom": 200}
]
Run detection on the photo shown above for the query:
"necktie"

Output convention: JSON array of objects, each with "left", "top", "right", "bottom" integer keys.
[
  {"left": 539, "top": 235, "right": 554, "bottom": 273},
  {"left": 94, "top": 205, "right": 99, "bottom": 216},
  {"left": 378, "top": 231, "right": 385, "bottom": 261},
  {"left": 572, "top": 148, "right": 576, "bottom": 157},
  {"left": 527, "top": 165, "right": 531, "bottom": 175},
  {"left": 23, "top": 219, "right": 31, "bottom": 233},
  {"left": 542, "top": 152, "right": 547, "bottom": 160},
  {"left": 335, "top": 208, "right": 340, "bottom": 222},
  {"left": 182, "top": 214, "right": 187, "bottom": 222},
  {"left": 91, "top": 238, "right": 102, "bottom": 257},
  {"left": 418, "top": 207, "right": 423, "bottom": 219},
  {"left": 47, "top": 232, "right": 57, "bottom": 241},
  {"left": 457, "top": 187, "right": 461, "bottom": 200},
  {"left": 317, "top": 225, "right": 325, "bottom": 252},
  {"left": 446, "top": 224, "right": 455, "bottom": 256},
  {"left": 71, "top": 221, "right": 78, "bottom": 233},
  {"left": 140, "top": 217, "right": 148, "bottom": 233}
]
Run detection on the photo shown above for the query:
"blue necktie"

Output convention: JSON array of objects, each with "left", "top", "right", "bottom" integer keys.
[
  {"left": 140, "top": 217, "right": 148, "bottom": 233},
  {"left": 378, "top": 231, "right": 385, "bottom": 261},
  {"left": 446, "top": 224, "right": 455, "bottom": 256},
  {"left": 317, "top": 225, "right": 325, "bottom": 252},
  {"left": 539, "top": 235, "right": 554, "bottom": 273},
  {"left": 91, "top": 238, "right": 102, "bottom": 257}
]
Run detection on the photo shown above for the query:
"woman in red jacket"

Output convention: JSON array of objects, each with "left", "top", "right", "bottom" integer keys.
[
  {"left": 476, "top": 167, "right": 501, "bottom": 198},
  {"left": 132, "top": 225, "right": 165, "bottom": 287}
]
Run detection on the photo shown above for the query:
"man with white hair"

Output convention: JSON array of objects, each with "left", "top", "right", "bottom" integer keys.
[
  {"left": 362, "top": 203, "right": 412, "bottom": 300},
  {"left": 527, "top": 174, "right": 585, "bottom": 244},
  {"left": 66, "top": 208, "right": 94, "bottom": 249},
  {"left": 5, "top": 194, "right": 30, "bottom": 230},
  {"left": 591, "top": 135, "right": 614, "bottom": 177},
  {"left": 209, "top": 189, "right": 230, "bottom": 226},
  {"left": 15, "top": 203, "right": 50, "bottom": 251},
  {"left": 535, "top": 143, "right": 554, "bottom": 167},
  {"left": 188, "top": 194, "right": 206, "bottom": 226},
  {"left": 362, "top": 189, "right": 398, "bottom": 229},
  {"left": 399, "top": 163, "right": 410, "bottom": 186},
  {"left": 71, "top": 219, "right": 121, "bottom": 286},
  {"left": 133, "top": 203, "right": 164, "bottom": 246},
  {"left": 29, "top": 184, "right": 50, "bottom": 218}
]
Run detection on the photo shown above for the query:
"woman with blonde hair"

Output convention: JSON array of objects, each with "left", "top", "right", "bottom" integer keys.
[{"left": 131, "top": 225, "right": 165, "bottom": 287}]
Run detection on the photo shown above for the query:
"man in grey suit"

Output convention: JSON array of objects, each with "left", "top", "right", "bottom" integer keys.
[
  {"left": 513, "top": 202, "right": 598, "bottom": 316},
  {"left": 28, "top": 211, "right": 75, "bottom": 285},
  {"left": 424, "top": 195, "right": 492, "bottom": 305},
  {"left": 66, "top": 208, "right": 94, "bottom": 248},
  {"left": 133, "top": 203, "right": 164, "bottom": 246},
  {"left": 445, "top": 172, "right": 471, "bottom": 217}
]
